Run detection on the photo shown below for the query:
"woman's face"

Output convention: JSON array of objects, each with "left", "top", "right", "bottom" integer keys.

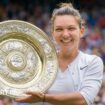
[{"left": 52, "top": 15, "right": 84, "bottom": 52}]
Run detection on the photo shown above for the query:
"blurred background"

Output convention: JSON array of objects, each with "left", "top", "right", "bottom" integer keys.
[{"left": 0, "top": 0, "right": 105, "bottom": 105}]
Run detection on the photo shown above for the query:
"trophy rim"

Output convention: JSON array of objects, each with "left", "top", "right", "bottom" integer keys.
[{"left": 0, "top": 20, "right": 58, "bottom": 98}]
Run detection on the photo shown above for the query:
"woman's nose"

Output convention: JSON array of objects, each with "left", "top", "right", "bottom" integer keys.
[{"left": 62, "top": 29, "right": 70, "bottom": 38}]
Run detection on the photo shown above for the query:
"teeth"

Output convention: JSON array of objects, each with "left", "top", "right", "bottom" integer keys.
[
  {"left": 63, "top": 40, "right": 70, "bottom": 43},
  {"left": 61, "top": 39, "right": 71, "bottom": 43}
]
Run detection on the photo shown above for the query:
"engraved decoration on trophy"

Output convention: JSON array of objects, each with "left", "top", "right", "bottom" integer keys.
[{"left": 0, "top": 20, "right": 58, "bottom": 98}]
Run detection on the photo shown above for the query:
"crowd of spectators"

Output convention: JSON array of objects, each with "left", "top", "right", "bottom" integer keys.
[{"left": 0, "top": 0, "right": 105, "bottom": 105}]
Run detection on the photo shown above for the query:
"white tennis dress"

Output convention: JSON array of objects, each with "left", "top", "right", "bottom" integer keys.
[{"left": 29, "top": 51, "right": 103, "bottom": 105}]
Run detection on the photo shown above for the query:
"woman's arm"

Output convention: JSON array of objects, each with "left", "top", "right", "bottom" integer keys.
[
  {"left": 16, "top": 91, "right": 87, "bottom": 105},
  {"left": 45, "top": 92, "right": 87, "bottom": 105}
]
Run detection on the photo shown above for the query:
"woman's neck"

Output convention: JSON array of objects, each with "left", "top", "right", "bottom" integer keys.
[
  {"left": 58, "top": 49, "right": 79, "bottom": 61},
  {"left": 58, "top": 49, "right": 79, "bottom": 71}
]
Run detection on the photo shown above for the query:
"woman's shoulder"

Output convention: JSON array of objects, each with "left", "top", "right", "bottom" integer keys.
[{"left": 79, "top": 51, "right": 103, "bottom": 65}]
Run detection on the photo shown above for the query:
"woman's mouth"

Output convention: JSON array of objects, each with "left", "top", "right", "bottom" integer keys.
[{"left": 61, "top": 38, "right": 72, "bottom": 44}]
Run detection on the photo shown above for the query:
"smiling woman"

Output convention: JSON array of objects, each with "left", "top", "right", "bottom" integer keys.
[
  {"left": 52, "top": 15, "right": 83, "bottom": 58},
  {"left": 16, "top": 2, "right": 104, "bottom": 105}
]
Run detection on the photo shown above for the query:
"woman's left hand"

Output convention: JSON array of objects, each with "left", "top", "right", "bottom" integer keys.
[{"left": 15, "top": 91, "right": 45, "bottom": 103}]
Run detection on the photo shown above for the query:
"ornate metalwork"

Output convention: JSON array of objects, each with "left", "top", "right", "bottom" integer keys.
[{"left": 0, "top": 20, "right": 58, "bottom": 98}]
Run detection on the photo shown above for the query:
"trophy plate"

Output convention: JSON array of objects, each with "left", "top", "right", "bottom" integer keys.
[{"left": 0, "top": 20, "right": 58, "bottom": 98}]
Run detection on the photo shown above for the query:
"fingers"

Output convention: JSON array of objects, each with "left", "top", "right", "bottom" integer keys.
[
  {"left": 25, "top": 91, "right": 44, "bottom": 98},
  {"left": 15, "top": 91, "right": 44, "bottom": 103},
  {"left": 16, "top": 95, "right": 31, "bottom": 103}
]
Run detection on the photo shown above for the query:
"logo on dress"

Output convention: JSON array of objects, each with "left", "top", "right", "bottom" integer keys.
[{"left": 80, "top": 65, "right": 88, "bottom": 70}]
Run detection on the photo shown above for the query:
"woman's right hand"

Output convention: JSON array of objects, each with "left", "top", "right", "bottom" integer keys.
[{"left": 15, "top": 91, "right": 45, "bottom": 103}]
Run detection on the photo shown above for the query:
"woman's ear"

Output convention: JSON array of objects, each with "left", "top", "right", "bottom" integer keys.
[
  {"left": 52, "top": 30, "right": 56, "bottom": 38},
  {"left": 80, "top": 27, "right": 85, "bottom": 38}
]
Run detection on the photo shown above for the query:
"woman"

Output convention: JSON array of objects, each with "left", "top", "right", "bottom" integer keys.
[{"left": 16, "top": 3, "right": 103, "bottom": 105}]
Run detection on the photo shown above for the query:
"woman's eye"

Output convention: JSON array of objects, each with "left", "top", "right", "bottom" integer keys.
[
  {"left": 56, "top": 28, "right": 62, "bottom": 31},
  {"left": 68, "top": 27, "right": 76, "bottom": 31}
]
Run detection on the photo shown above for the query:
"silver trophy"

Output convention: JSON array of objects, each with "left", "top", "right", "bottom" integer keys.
[{"left": 0, "top": 20, "right": 58, "bottom": 98}]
